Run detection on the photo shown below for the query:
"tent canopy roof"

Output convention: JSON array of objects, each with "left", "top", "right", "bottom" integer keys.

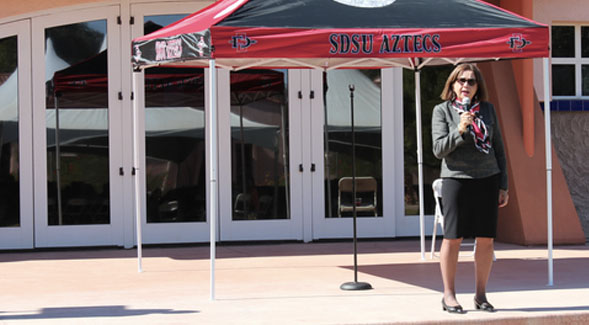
[
  {"left": 132, "top": 0, "right": 549, "bottom": 70},
  {"left": 217, "top": 0, "right": 543, "bottom": 29}
]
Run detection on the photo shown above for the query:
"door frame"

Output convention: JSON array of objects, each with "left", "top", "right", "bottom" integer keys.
[
  {"left": 31, "top": 6, "right": 125, "bottom": 247},
  {"left": 218, "top": 69, "right": 305, "bottom": 241},
  {"left": 130, "top": 2, "right": 213, "bottom": 244},
  {"left": 0, "top": 20, "right": 34, "bottom": 249}
]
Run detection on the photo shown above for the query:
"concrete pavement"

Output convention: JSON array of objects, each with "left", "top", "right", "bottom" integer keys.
[{"left": 1, "top": 240, "right": 588, "bottom": 324}]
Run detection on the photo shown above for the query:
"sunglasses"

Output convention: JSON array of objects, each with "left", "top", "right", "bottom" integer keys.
[{"left": 456, "top": 78, "right": 477, "bottom": 86}]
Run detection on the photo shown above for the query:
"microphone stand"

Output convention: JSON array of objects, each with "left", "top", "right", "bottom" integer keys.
[{"left": 340, "top": 84, "right": 372, "bottom": 291}]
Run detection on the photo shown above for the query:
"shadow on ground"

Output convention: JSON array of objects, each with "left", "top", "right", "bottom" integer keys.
[
  {"left": 0, "top": 241, "right": 586, "bottom": 263},
  {"left": 342, "top": 257, "right": 589, "bottom": 292},
  {"left": 0, "top": 305, "right": 197, "bottom": 321},
  {"left": 0, "top": 239, "right": 429, "bottom": 262}
]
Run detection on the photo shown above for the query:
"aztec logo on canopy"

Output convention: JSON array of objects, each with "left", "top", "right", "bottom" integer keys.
[
  {"left": 507, "top": 34, "right": 531, "bottom": 52},
  {"left": 332, "top": 0, "right": 397, "bottom": 8}
]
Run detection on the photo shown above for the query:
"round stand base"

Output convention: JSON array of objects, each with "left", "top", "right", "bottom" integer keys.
[{"left": 340, "top": 281, "right": 373, "bottom": 291}]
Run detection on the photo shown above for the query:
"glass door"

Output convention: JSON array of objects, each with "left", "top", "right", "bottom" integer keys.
[
  {"left": 398, "top": 67, "right": 450, "bottom": 236},
  {"left": 32, "top": 6, "right": 124, "bottom": 247},
  {"left": 218, "top": 69, "right": 304, "bottom": 241},
  {"left": 131, "top": 2, "right": 211, "bottom": 244},
  {"left": 0, "top": 20, "right": 34, "bottom": 249},
  {"left": 310, "top": 69, "right": 401, "bottom": 239}
]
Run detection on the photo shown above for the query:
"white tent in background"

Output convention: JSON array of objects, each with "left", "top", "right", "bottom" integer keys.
[
  {"left": 326, "top": 70, "right": 381, "bottom": 128},
  {"left": 45, "top": 38, "right": 70, "bottom": 82},
  {"left": 42, "top": 106, "right": 276, "bottom": 149},
  {"left": 0, "top": 70, "right": 18, "bottom": 122}
]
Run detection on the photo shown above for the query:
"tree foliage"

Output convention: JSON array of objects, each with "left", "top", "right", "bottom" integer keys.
[
  {"left": 45, "top": 22, "right": 105, "bottom": 65},
  {"left": 0, "top": 36, "right": 17, "bottom": 74},
  {"left": 403, "top": 65, "right": 452, "bottom": 171}
]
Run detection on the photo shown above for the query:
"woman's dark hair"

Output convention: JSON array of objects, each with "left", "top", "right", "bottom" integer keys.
[{"left": 440, "top": 63, "right": 488, "bottom": 102}]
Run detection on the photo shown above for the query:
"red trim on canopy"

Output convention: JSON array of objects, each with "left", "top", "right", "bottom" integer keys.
[{"left": 211, "top": 26, "right": 548, "bottom": 59}]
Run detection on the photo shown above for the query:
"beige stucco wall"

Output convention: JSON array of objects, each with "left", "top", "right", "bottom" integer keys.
[
  {"left": 0, "top": 0, "right": 204, "bottom": 23},
  {"left": 0, "top": 0, "right": 106, "bottom": 21}
]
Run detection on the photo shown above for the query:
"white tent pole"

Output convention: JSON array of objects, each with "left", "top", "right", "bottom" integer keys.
[
  {"left": 208, "top": 59, "right": 218, "bottom": 300},
  {"left": 132, "top": 69, "right": 143, "bottom": 273},
  {"left": 543, "top": 58, "right": 553, "bottom": 286},
  {"left": 415, "top": 69, "right": 425, "bottom": 260}
]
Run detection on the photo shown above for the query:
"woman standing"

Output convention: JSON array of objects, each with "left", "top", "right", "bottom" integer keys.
[{"left": 431, "top": 63, "right": 509, "bottom": 314}]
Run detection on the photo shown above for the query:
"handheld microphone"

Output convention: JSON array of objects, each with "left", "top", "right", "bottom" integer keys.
[
  {"left": 461, "top": 97, "right": 471, "bottom": 112},
  {"left": 461, "top": 97, "right": 473, "bottom": 132}
]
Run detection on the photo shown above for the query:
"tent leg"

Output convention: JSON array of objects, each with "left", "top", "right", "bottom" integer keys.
[
  {"left": 323, "top": 72, "right": 333, "bottom": 218},
  {"left": 543, "top": 58, "right": 553, "bottom": 286},
  {"left": 132, "top": 70, "right": 143, "bottom": 273},
  {"left": 415, "top": 70, "right": 425, "bottom": 261},
  {"left": 208, "top": 59, "right": 218, "bottom": 300}
]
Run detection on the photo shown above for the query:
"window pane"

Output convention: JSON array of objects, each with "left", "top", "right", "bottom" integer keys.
[
  {"left": 552, "top": 64, "right": 576, "bottom": 96},
  {"left": 143, "top": 15, "right": 206, "bottom": 223},
  {"left": 45, "top": 21, "right": 110, "bottom": 226},
  {"left": 145, "top": 67, "right": 206, "bottom": 223},
  {"left": 582, "top": 27, "right": 589, "bottom": 57},
  {"left": 552, "top": 26, "right": 575, "bottom": 58},
  {"left": 0, "top": 36, "right": 20, "bottom": 227},
  {"left": 404, "top": 66, "right": 450, "bottom": 216},
  {"left": 231, "top": 70, "right": 289, "bottom": 220},
  {"left": 324, "top": 70, "right": 382, "bottom": 218},
  {"left": 583, "top": 65, "right": 589, "bottom": 96}
]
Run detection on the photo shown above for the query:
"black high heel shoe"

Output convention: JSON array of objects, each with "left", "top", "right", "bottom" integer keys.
[
  {"left": 474, "top": 298, "right": 495, "bottom": 312},
  {"left": 441, "top": 298, "right": 465, "bottom": 314}
]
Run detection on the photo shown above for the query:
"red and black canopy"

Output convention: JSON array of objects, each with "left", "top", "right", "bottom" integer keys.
[{"left": 132, "top": 0, "right": 549, "bottom": 69}]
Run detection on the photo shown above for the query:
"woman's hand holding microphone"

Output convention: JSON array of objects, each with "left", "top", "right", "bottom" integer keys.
[{"left": 458, "top": 112, "right": 475, "bottom": 135}]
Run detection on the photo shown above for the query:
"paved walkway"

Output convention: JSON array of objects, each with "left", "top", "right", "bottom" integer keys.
[{"left": 1, "top": 240, "right": 588, "bottom": 324}]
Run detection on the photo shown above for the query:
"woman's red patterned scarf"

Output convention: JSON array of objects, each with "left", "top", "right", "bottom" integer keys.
[{"left": 452, "top": 100, "right": 491, "bottom": 154}]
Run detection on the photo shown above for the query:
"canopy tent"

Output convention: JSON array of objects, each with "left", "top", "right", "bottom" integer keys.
[
  {"left": 132, "top": 0, "right": 548, "bottom": 69},
  {"left": 131, "top": 0, "right": 553, "bottom": 297}
]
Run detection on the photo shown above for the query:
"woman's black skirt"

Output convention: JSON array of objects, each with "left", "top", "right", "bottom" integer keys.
[{"left": 441, "top": 174, "right": 500, "bottom": 239}]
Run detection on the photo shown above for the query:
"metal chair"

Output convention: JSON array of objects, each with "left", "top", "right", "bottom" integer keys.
[
  {"left": 337, "top": 176, "right": 378, "bottom": 217},
  {"left": 233, "top": 193, "right": 251, "bottom": 219}
]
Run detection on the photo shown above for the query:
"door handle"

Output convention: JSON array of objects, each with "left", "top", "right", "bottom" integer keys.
[
  {"left": 119, "top": 167, "right": 124, "bottom": 176},
  {"left": 311, "top": 163, "right": 316, "bottom": 172},
  {"left": 299, "top": 164, "right": 303, "bottom": 172}
]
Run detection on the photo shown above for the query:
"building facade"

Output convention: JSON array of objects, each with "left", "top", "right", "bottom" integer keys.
[
  {"left": 533, "top": 0, "right": 589, "bottom": 240},
  {"left": 0, "top": 0, "right": 586, "bottom": 249}
]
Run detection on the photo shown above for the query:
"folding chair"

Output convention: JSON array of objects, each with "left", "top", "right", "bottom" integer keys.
[
  {"left": 430, "top": 178, "right": 496, "bottom": 260},
  {"left": 337, "top": 176, "right": 378, "bottom": 217}
]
